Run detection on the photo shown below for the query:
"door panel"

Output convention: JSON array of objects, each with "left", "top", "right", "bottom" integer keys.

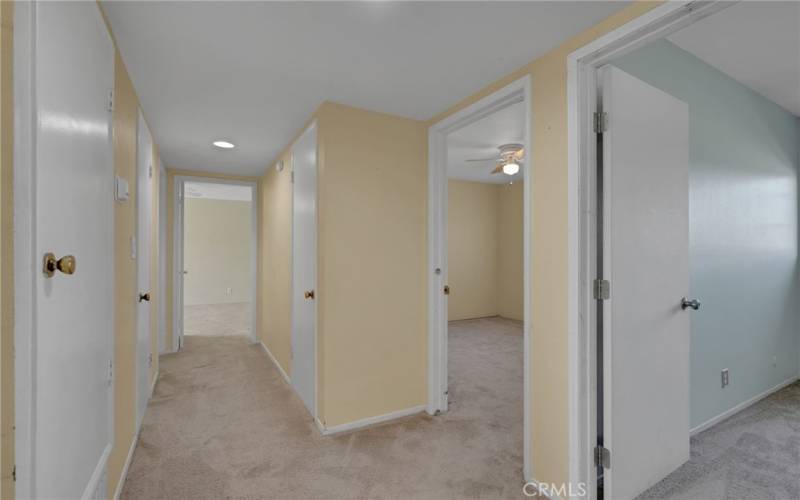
[
  {"left": 291, "top": 124, "right": 317, "bottom": 416},
  {"left": 601, "top": 66, "right": 690, "bottom": 499},
  {"left": 136, "top": 110, "right": 153, "bottom": 423},
  {"left": 33, "top": 2, "right": 114, "bottom": 497}
]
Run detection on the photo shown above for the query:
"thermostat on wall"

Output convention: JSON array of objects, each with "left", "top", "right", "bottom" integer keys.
[{"left": 115, "top": 175, "right": 129, "bottom": 202}]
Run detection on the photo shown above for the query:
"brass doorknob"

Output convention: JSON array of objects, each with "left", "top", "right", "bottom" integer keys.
[
  {"left": 304, "top": 290, "right": 315, "bottom": 300},
  {"left": 443, "top": 285, "right": 450, "bottom": 295},
  {"left": 139, "top": 292, "right": 151, "bottom": 302},
  {"left": 43, "top": 253, "right": 76, "bottom": 278}
]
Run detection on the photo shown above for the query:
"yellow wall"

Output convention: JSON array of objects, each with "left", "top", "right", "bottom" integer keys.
[
  {"left": 259, "top": 154, "right": 293, "bottom": 375},
  {"left": 164, "top": 169, "right": 259, "bottom": 351},
  {"left": 447, "top": 179, "right": 499, "bottom": 321},
  {"left": 0, "top": 2, "right": 12, "bottom": 498},
  {"left": 315, "top": 102, "right": 428, "bottom": 427},
  {"left": 447, "top": 179, "right": 523, "bottom": 322},
  {"left": 428, "top": 1, "right": 663, "bottom": 485},
  {"left": 183, "top": 198, "right": 252, "bottom": 305},
  {"left": 496, "top": 181, "right": 523, "bottom": 321}
]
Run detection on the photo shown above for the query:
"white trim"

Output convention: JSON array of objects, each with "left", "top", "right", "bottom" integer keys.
[
  {"left": 566, "top": 1, "right": 734, "bottom": 495},
  {"left": 171, "top": 175, "right": 259, "bottom": 348},
  {"left": 316, "top": 405, "right": 427, "bottom": 436},
  {"left": 260, "top": 341, "right": 291, "bottom": 385},
  {"left": 427, "top": 76, "right": 532, "bottom": 481},
  {"left": 81, "top": 444, "right": 111, "bottom": 500},
  {"left": 690, "top": 376, "right": 799, "bottom": 436},
  {"left": 13, "top": 2, "right": 36, "bottom": 496}
]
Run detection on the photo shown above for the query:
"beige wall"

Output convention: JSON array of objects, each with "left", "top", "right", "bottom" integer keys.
[
  {"left": 183, "top": 198, "right": 252, "bottom": 306},
  {"left": 447, "top": 180, "right": 499, "bottom": 321},
  {"left": 0, "top": 2, "right": 12, "bottom": 497},
  {"left": 429, "top": 1, "right": 663, "bottom": 486},
  {"left": 496, "top": 181, "right": 523, "bottom": 321},
  {"left": 447, "top": 179, "right": 523, "bottom": 322},
  {"left": 316, "top": 102, "right": 428, "bottom": 427},
  {"left": 259, "top": 153, "right": 292, "bottom": 375}
]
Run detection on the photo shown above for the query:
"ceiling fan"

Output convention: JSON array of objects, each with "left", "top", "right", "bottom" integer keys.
[{"left": 466, "top": 143, "right": 524, "bottom": 175}]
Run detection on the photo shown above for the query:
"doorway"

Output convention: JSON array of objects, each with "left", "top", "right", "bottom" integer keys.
[
  {"left": 569, "top": 2, "right": 800, "bottom": 498},
  {"left": 428, "top": 77, "right": 532, "bottom": 481},
  {"left": 172, "top": 177, "right": 258, "bottom": 348}
]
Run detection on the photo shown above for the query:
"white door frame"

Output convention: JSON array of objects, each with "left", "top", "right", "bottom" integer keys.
[
  {"left": 13, "top": 2, "right": 115, "bottom": 496},
  {"left": 158, "top": 162, "right": 168, "bottom": 353},
  {"left": 566, "top": 1, "right": 732, "bottom": 495},
  {"left": 172, "top": 175, "right": 259, "bottom": 348},
  {"left": 427, "top": 76, "right": 532, "bottom": 481}
]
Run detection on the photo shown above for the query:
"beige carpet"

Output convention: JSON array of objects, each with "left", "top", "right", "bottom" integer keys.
[
  {"left": 120, "top": 316, "right": 528, "bottom": 499},
  {"left": 183, "top": 302, "right": 251, "bottom": 337}
]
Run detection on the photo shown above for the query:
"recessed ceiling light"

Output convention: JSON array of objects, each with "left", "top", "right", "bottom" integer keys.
[{"left": 213, "top": 140, "right": 235, "bottom": 149}]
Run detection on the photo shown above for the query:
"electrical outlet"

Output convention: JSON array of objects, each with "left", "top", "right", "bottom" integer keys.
[
  {"left": 721, "top": 368, "right": 729, "bottom": 388},
  {"left": 225, "top": 287, "right": 232, "bottom": 295}
]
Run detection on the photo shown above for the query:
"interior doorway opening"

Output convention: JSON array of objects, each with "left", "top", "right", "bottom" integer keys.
[
  {"left": 173, "top": 177, "right": 258, "bottom": 349},
  {"left": 428, "top": 76, "right": 532, "bottom": 481},
  {"left": 569, "top": 2, "right": 800, "bottom": 498}
]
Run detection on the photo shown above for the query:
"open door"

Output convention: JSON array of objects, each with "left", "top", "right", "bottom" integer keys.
[
  {"left": 599, "top": 66, "right": 690, "bottom": 499},
  {"left": 136, "top": 110, "right": 154, "bottom": 423},
  {"left": 291, "top": 123, "right": 318, "bottom": 417},
  {"left": 17, "top": 2, "right": 115, "bottom": 497}
]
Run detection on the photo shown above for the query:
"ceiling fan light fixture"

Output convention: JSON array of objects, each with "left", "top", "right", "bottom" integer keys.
[{"left": 502, "top": 162, "right": 520, "bottom": 175}]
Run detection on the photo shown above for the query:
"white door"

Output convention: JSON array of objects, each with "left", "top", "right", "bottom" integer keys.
[
  {"left": 24, "top": 2, "right": 115, "bottom": 497},
  {"left": 600, "top": 66, "right": 690, "bottom": 499},
  {"left": 291, "top": 123, "right": 318, "bottom": 416},
  {"left": 174, "top": 180, "right": 185, "bottom": 350},
  {"left": 136, "top": 110, "right": 153, "bottom": 424}
]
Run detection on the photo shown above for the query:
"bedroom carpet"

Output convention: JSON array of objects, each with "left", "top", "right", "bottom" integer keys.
[
  {"left": 120, "top": 316, "right": 528, "bottom": 499},
  {"left": 183, "top": 302, "right": 251, "bottom": 337},
  {"left": 638, "top": 381, "right": 800, "bottom": 499}
]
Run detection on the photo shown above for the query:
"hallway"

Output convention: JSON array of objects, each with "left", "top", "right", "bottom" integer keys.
[{"left": 120, "top": 317, "right": 525, "bottom": 499}]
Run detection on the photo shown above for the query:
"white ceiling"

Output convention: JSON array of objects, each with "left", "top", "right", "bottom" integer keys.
[
  {"left": 668, "top": 1, "right": 800, "bottom": 116},
  {"left": 102, "top": 1, "right": 630, "bottom": 176},
  {"left": 185, "top": 181, "right": 252, "bottom": 202},
  {"left": 447, "top": 101, "right": 525, "bottom": 184}
]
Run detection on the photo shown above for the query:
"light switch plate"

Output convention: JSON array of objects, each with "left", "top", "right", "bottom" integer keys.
[{"left": 115, "top": 175, "right": 129, "bottom": 202}]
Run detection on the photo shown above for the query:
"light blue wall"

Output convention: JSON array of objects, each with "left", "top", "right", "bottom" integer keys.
[{"left": 613, "top": 40, "right": 800, "bottom": 429}]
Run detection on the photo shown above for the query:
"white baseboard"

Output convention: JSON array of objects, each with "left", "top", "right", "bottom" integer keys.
[
  {"left": 316, "top": 405, "right": 426, "bottom": 436},
  {"left": 690, "top": 375, "right": 799, "bottom": 436},
  {"left": 259, "top": 341, "right": 291, "bottom": 385},
  {"left": 82, "top": 443, "right": 111, "bottom": 500}
]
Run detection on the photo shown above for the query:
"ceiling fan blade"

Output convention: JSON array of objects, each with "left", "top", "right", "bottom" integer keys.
[
  {"left": 466, "top": 157, "right": 500, "bottom": 162},
  {"left": 513, "top": 148, "right": 525, "bottom": 160},
  {"left": 490, "top": 164, "right": 503, "bottom": 174}
]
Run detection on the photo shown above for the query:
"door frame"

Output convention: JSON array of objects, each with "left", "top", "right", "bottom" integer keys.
[
  {"left": 566, "top": 1, "right": 732, "bottom": 495},
  {"left": 13, "top": 2, "right": 115, "bottom": 496},
  {"left": 289, "top": 120, "right": 319, "bottom": 421},
  {"left": 172, "top": 175, "right": 259, "bottom": 349},
  {"left": 427, "top": 76, "right": 532, "bottom": 481}
]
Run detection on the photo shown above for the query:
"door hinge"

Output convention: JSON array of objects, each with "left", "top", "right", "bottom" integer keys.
[
  {"left": 594, "top": 446, "right": 611, "bottom": 469},
  {"left": 108, "top": 360, "right": 113, "bottom": 386},
  {"left": 593, "top": 279, "right": 610, "bottom": 300},
  {"left": 12, "top": 464, "right": 15, "bottom": 482},
  {"left": 593, "top": 111, "right": 608, "bottom": 133},
  {"left": 148, "top": 353, "right": 153, "bottom": 367},
  {"left": 290, "top": 170, "right": 295, "bottom": 183},
  {"left": 107, "top": 90, "right": 115, "bottom": 112}
]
